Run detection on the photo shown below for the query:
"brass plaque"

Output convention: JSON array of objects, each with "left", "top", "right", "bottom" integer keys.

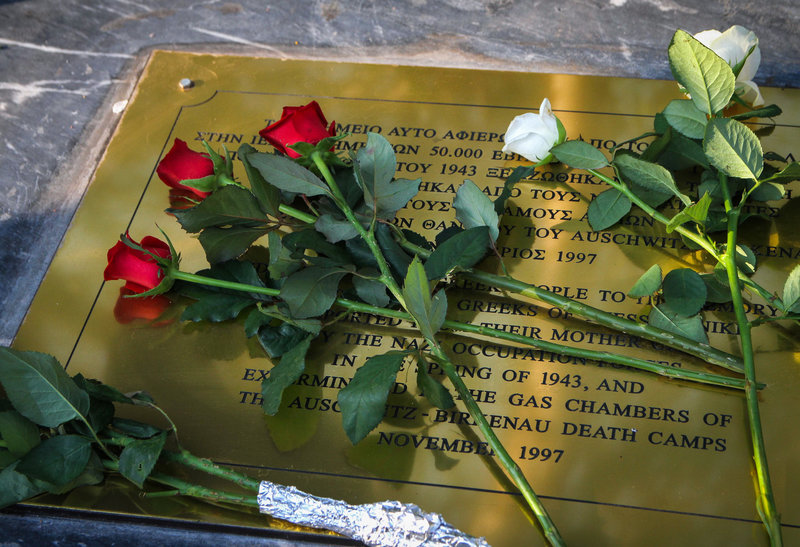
[{"left": 13, "top": 51, "right": 800, "bottom": 545}]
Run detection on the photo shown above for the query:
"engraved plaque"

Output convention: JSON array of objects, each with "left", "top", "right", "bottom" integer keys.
[{"left": 13, "top": 51, "right": 800, "bottom": 545}]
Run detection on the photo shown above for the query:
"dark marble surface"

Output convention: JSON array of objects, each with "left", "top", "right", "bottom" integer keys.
[{"left": 1, "top": 0, "right": 799, "bottom": 344}]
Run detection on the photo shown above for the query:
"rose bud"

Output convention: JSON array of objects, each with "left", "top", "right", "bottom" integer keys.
[
  {"left": 259, "top": 101, "right": 336, "bottom": 158},
  {"left": 104, "top": 235, "right": 171, "bottom": 294},
  {"left": 156, "top": 139, "right": 215, "bottom": 198},
  {"left": 502, "top": 98, "right": 565, "bottom": 164}
]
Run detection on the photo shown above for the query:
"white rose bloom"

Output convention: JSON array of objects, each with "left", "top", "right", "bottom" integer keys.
[
  {"left": 694, "top": 25, "right": 764, "bottom": 106},
  {"left": 502, "top": 98, "right": 563, "bottom": 163}
]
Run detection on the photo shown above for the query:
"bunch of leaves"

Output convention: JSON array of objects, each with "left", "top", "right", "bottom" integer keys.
[
  {"left": 0, "top": 347, "right": 170, "bottom": 507},
  {"left": 167, "top": 132, "right": 524, "bottom": 445},
  {"left": 549, "top": 29, "right": 800, "bottom": 341}
]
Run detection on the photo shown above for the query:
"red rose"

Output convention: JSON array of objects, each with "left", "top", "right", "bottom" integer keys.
[
  {"left": 156, "top": 139, "right": 214, "bottom": 198},
  {"left": 113, "top": 287, "right": 172, "bottom": 324},
  {"left": 104, "top": 235, "right": 171, "bottom": 294},
  {"left": 259, "top": 101, "right": 336, "bottom": 158}
]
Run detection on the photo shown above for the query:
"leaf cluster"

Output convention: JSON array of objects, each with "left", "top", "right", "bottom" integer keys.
[
  {"left": 165, "top": 133, "right": 520, "bottom": 445},
  {"left": 0, "top": 347, "right": 169, "bottom": 507}
]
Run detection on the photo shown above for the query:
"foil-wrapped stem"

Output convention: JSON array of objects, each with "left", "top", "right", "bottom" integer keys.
[{"left": 257, "top": 481, "right": 491, "bottom": 547}]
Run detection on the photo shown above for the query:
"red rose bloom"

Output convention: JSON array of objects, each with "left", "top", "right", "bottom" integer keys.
[
  {"left": 156, "top": 139, "right": 214, "bottom": 198},
  {"left": 104, "top": 235, "right": 171, "bottom": 294},
  {"left": 259, "top": 101, "right": 336, "bottom": 158}
]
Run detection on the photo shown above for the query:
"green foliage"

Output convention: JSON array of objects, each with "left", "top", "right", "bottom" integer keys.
[
  {"left": 0, "top": 463, "right": 46, "bottom": 509},
  {"left": 0, "top": 411, "right": 40, "bottom": 458},
  {"left": 16, "top": 435, "right": 92, "bottom": 487},
  {"left": 112, "top": 418, "right": 164, "bottom": 439},
  {"left": 661, "top": 268, "right": 707, "bottom": 316},
  {"left": 0, "top": 348, "right": 89, "bottom": 428},
  {"left": 614, "top": 153, "right": 690, "bottom": 207},
  {"left": 784, "top": 265, "right": 800, "bottom": 313},
  {"left": 119, "top": 431, "right": 167, "bottom": 488},
  {"left": 666, "top": 193, "right": 712, "bottom": 233},
  {"left": 628, "top": 264, "right": 662, "bottom": 297},
  {"left": 762, "top": 162, "right": 800, "bottom": 184},
  {"left": 315, "top": 213, "right": 360, "bottom": 243},
  {"left": 338, "top": 351, "right": 409, "bottom": 444},
  {"left": 424, "top": 226, "right": 491, "bottom": 280},
  {"left": 352, "top": 271, "right": 390, "bottom": 308},
  {"left": 703, "top": 118, "right": 763, "bottom": 180},
  {"left": 280, "top": 266, "right": 349, "bottom": 319},
  {"left": 403, "top": 257, "right": 439, "bottom": 340},
  {"left": 493, "top": 166, "right": 534, "bottom": 215},
  {"left": 355, "top": 133, "right": 420, "bottom": 219},
  {"left": 238, "top": 144, "right": 282, "bottom": 216},
  {"left": 551, "top": 140, "right": 609, "bottom": 169},
  {"left": 649, "top": 305, "right": 708, "bottom": 344},
  {"left": 453, "top": 180, "right": 500, "bottom": 242},
  {"left": 416, "top": 357, "right": 454, "bottom": 410},
  {"left": 587, "top": 188, "right": 631, "bottom": 231},
  {"left": 261, "top": 335, "right": 313, "bottom": 415},
  {"left": 668, "top": 29, "right": 735, "bottom": 115},
  {"left": 248, "top": 153, "right": 331, "bottom": 197},
  {"left": 663, "top": 99, "right": 708, "bottom": 139}
]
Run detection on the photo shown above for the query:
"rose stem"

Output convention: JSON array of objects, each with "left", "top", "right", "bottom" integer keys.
[
  {"left": 718, "top": 174, "right": 781, "bottom": 545},
  {"left": 392, "top": 232, "right": 744, "bottom": 373},
  {"left": 166, "top": 269, "right": 746, "bottom": 390},
  {"left": 267, "top": 193, "right": 747, "bottom": 373},
  {"left": 101, "top": 459, "right": 259, "bottom": 508}
]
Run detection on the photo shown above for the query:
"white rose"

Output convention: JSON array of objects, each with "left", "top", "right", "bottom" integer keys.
[
  {"left": 502, "top": 98, "right": 565, "bottom": 164},
  {"left": 694, "top": 25, "right": 764, "bottom": 106}
]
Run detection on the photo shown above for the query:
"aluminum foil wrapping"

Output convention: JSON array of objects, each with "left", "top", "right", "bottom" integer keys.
[{"left": 258, "top": 481, "right": 491, "bottom": 547}]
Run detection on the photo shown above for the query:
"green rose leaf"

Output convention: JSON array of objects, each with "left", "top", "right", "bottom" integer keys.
[
  {"left": 729, "top": 104, "right": 782, "bottom": 121},
  {"left": 663, "top": 99, "right": 708, "bottom": 139},
  {"left": 668, "top": 29, "right": 735, "bottom": 115},
  {"left": 661, "top": 268, "right": 708, "bottom": 317},
  {"left": 0, "top": 348, "right": 90, "bottom": 428},
  {"left": 666, "top": 192, "right": 712, "bottom": 233},
  {"left": 701, "top": 273, "right": 733, "bottom": 304},
  {"left": 46, "top": 451, "right": 104, "bottom": 495},
  {"left": 169, "top": 185, "right": 267, "bottom": 233},
  {"left": 338, "top": 351, "right": 408, "bottom": 444},
  {"left": 703, "top": 118, "right": 763, "bottom": 180},
  {"left": 261, "top": 335, "right": 313, "bottom": 415},
  {"left": 628, "top": 264, "right": 662, "bottom": 297},
  {"left": 267, "top": 231, "right": 302, "bottom": 279},
  {"left": 416, "top": 359, "right": 454, "bottom": 410},
  {"left": 749, "top": 181, "right": 785, "bottom": 202},
  {"left": 16, "top": 434, "right": 92, "bottom": 487},
  {"left": 424, "top": 226, "right": 491, "bottom": 281},
  {"left": 248, "top": 152, "right": 331, "bottom": 197},
  {"left": 429, "top": 290, "right": 448, "bottom": 336},
  {"left": 454, "top": 179, "right": 500, "bottom": 242},
  {"left": 198, "top": 225, "right": 269, "bottom": 264},
  {"left": 734, "top": 245, "right": 757, "bottom": 275},
  {"left": 238, "top": 143, "right": 281, "bottom": 216},
  {"left": 119, "top": 431, "right": 167, "bottom": 488},
  {"left": 658, "top": 132, "right": 710, "bottom": 171},
  {"left": 112, "top": 417, "right": 164, "bottom": 439},
  {"left": 402, "top": 257, "right": 436, "bottom": 340},
  {"left": 587, "top": 188, "right": 632, "bottom": 231},
  {"left": 181, "top": 291, "right": 254, "bottom": 323},
  {"left": 353, "top": 272, "right": 390, "bottom": 308},
  {"left": 280, "top": 266, "right": 348, "bottom": 319},
  {"left": 551, "top": 140, "right": 609, "bottom": 169},
  {"left": 614, "top": 153, "right": 691, "bottom": 206},
  {"left": 0, "top": 462, "right": 46, "bottom": 509},
  {"left": 0, "top": 411, "right": 41, "bottom": 458},
  {"left": 376, "top": 223, "right": 413, "bottom": 280},
  {"left": 355, "top": 132, "right": 397, "bottom": 201},
  {"left": 256, "top": 322, "right": 310, "bottom": 359},
  {"left": 72, "top": 375, "right": 139, "bottom": 405},
  {"left": 783, "top": 265, "right": 800, "bottom": 313},
  {"left": 762, "top": 162, "right": 800, "bottom": 185},
  {"left": 315, "top": 213, "right": 361, "bottom": 243},
  {"left": 649, "top": 305, "right": 709, "bottom": 344}
]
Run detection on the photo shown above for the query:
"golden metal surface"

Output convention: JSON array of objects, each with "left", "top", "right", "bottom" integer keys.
[{"left": 14, "top": 51, "right": 800, "bottom": 545}]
